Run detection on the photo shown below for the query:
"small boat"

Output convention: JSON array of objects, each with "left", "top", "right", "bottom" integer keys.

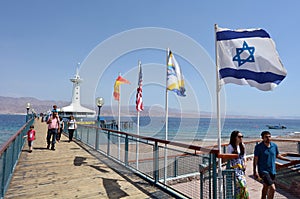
[{"left": 266, "top": 125, "right": 287, "bottom": 129}]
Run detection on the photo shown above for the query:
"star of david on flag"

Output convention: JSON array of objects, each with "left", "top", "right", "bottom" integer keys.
[
  {"left": 233, "top": 41, "right": 255, "bottom": 66},
  {"left": 216, "top": 26, "right": 287, "bottom": 91}
]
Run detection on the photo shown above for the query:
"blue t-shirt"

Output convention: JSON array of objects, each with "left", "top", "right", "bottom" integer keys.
[{"left": 254, "top": 142, "right": 279, "bottom": 175}]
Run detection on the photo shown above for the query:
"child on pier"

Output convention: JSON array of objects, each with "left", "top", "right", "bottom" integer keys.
[{"left": 24, "top": 125, "right": 36, "bottom": 153}]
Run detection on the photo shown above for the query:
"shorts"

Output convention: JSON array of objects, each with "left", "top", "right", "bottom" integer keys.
[
  {"left": 28, "top": 140, "right": 33, "bottom": 147},
  {"left": 259, "top": 171, "right": 275, "bottom": 186}
]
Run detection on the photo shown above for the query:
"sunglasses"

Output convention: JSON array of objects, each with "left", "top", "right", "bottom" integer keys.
[{"left": 238, "top": 135, "right": 243, "bottom": 138}]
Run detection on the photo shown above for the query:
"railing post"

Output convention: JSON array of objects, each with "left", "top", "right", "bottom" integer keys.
[
  {"left": 107, "top": 131, "right": 110, "bottom": 156},
  {"left": 125, "top": 135, "right": 128, "bottom": 166},
  {"left": 95, "top": 128, "right": 99, "bottom": 151},
  {"left": 153, "top": 141, "right": 159, "bottom": 183},
  {"left": 200, "top": 170, "right": 204, "bottom": 199},
  {"left": 80, "top": 127, "right": 83, "bottom": 141},
  {"left": 199, "top": 162, "right": 208, "bottom": 199},
  {"left": 174, "top": 157, "right": 178, "bottom": 177},
  {"left": 0, "top": 151, "right": 7, "bottom": 198},
  {"left": 212, "top": 153, "right": 217, "bottom": 199},
  {"left": 297, "top": 142, "right": 300, "bottom": 154},
  {"left": 87, "top": 128, "right": 90, "bottom": 144}
]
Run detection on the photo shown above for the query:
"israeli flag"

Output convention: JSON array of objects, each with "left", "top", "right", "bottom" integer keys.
[{"left": 216, "top": 27, "right": 287, "bottom": 91}]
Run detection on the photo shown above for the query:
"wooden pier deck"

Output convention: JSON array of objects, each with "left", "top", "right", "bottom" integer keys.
[
  {"left": 4, "top": 120, "right": 172, "bottom": 199},
  {"left": 4, "top": 119, "right": 299, "bottom": 198}
]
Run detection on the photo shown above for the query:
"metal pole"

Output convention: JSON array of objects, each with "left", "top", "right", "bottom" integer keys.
[
  {"left": 95, "top": 106, "right": 101, "bottom": 151},
  {"left": 164, "top": 48, "right": 169, "bottom": 184},
  {"left": 215, "top": 23, "right": 223, "bottom": 199},
  {"left": 136, "top": 110, "right": 140, "bottom": 169},
  {"left": 118, "top": 73, "right": 121, "bottom": 160},
  {"left": 153, "top": 141, "right": 159, "bottom": 183}
]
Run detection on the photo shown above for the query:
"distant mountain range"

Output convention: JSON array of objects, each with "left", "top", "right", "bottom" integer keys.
[
  {"left": 1, "top": 96, "right": 298, "bottom": 119},
  {"left": 0, "top": 96, "right": 69, "bottom": 115},
  {"left": 0, "top": 96, "right": 206, "bottom": 117}
]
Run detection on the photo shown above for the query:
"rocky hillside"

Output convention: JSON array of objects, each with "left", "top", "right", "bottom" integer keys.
[
  {"left": 0, "top": 96, "right": 205, "bottom": 118},
  {"left": 0, "top": 96, "right": 69, "bottom": 114}
]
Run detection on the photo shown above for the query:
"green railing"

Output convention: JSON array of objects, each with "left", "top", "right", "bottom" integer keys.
[
  {"left": 0, "top": 118, "right": 34, "bottom": 199},
  {"left": 74, "top": 124, "right": 226, "bottom": 199}
]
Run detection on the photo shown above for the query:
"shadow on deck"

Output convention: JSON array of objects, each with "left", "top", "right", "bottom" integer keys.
[{"left": 4, "top": 120, "right": 173, "bottom": 199}]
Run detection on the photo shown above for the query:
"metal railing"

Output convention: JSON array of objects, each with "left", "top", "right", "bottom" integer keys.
[
  {"left": 74, "top": 124, "right": 224, "bottom": 199},
  {"left": 221, "top": 139, "right": 300, "bottom": 157},
  {"left": 0, "top": 118, "right": 34, "bottom": 198},
  {"left": 7, "top": 120, "right": 299, "bottom": 198}
]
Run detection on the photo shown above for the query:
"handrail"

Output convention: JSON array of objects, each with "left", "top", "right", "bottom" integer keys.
[
  {"left": 0, "top": 118, "right": 34, "bottom": 199},
  {"left": 76, "top": 124, "right": 220, "bottom": 198},
  {"left": 0, "top": 123, "right": 27, "bottom": 154},
  {"left": 79, "top": 125, "right": 219, "bottom": 154},
  {"left": 218, "top": 138, "right": 300, "bottom": 148},
  {"left": 217, "top": 153, "right": 238, "bottom": 159}
]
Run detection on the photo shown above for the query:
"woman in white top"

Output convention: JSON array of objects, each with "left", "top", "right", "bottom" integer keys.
[
  {"left": 67, "top": 115, "right": 77, "bottom": 142},
  {"left": 227, "top": 130, "right": 249, "bottom": 199}
]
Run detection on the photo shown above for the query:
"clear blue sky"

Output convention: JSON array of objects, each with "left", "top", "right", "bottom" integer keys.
[{"left": 1, "top": 1, "right": 299, "bottom": 118}]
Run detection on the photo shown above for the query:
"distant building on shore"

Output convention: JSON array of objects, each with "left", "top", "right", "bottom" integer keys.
[{"left": 59, "top": 67, "right": 95, "bottom": 120}]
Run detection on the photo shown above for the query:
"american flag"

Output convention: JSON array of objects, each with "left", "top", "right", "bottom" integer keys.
[{"left": 136, "top": 62, "right": 143, "bottom": 111}]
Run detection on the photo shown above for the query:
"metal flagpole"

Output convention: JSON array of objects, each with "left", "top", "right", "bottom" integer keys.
[
  {"left": 136, "top": 110, "right": 140, "bottom": 169},
  {"left": 118, "top": 72, "right": 121, "bottom": 160},
  {"left": 215, "top": 24, "right": 223, "bottom": 199},
  {"left": 136, "top": 61, "right": 141, "bottom": 170},
  {"left": 164, "top": 48, "right": 170, "bottom": 184}
]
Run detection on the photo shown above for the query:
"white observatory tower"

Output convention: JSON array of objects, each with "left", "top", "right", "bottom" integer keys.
[
  {"left": 60, "top": 64, "right": 95, "bottom": 119},
  {"left": 70, "top": 68, "right": 82, "bottom": 108}
]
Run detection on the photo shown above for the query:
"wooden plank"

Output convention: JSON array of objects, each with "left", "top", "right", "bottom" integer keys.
[{"left": 5, "top": 119, "right": 169, "bottom": 199}]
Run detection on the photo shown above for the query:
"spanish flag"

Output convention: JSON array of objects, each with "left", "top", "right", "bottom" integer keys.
[{"left": 113, "top": 75, "right": 130, "bottom": 101}]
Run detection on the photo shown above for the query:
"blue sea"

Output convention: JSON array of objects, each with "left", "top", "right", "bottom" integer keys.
[
  {"left": 1, "top": 114, "right": 300, "bottom": 147},
  {"left": 102, "top": 116, "right": 300, "bottom": 141},
  {"left": 0, "top": 115, "right": 26, "bottom": 147}
]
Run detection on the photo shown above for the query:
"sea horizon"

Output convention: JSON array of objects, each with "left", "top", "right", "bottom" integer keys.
[{"left": 1, "top": 114, "right": 300, "bottom": 147}]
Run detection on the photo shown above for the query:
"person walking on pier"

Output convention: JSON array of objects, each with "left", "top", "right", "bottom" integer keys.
[
  {"left": 56, "top": 116, "right": 64, "bottom": 142},
  {"left": 227, "top": 130, "right": 249, "bottom": 199},
  {"left": 24, "top": 125, "right": 36, "bottom": 153},
  {"left": 46, "top": 109, "right": 60, "bottom": 150},
  {"left": 253, "top": 131, "right": 292, "bottom": 199},
  {"left": 67, "top": 115, "right": 77, "bottom": 142}
]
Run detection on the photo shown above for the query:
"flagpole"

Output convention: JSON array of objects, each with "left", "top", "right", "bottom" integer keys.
[
  {"left": 164, "top": 48, "right": 170, "bottom": 184},
  {"left": 215, "top": 24, "right": 223, "bottom": 199},
  {"left": 136, "top": 60, "right": 141, "bottom": 170},
  {"left": 118, "top": 72, "right": 121, "bottom": 160}
]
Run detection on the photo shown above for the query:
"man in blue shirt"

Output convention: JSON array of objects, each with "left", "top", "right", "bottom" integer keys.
[{"left": 253, "top": 131, "right": 291, "bottom": 199}]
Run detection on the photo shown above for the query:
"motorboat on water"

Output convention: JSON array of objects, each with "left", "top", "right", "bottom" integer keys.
[{"left": 266, "top": 125, "right": 287, "bottom": 129}]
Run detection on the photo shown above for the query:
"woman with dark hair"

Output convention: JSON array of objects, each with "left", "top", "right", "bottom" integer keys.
[{"left": 227, "top": 130, "right": 249, "bottom": 199}]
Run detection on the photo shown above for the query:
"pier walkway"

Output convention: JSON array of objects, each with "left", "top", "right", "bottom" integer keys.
[
  {"left": 4, "top": 119, "right": 299, "bottom": 198},
  {"left": 244, "top": 159, "right": 297, "bottom": 199},
  {"left": 4, "top": 120, "right": 172, "bottom": 199}
]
